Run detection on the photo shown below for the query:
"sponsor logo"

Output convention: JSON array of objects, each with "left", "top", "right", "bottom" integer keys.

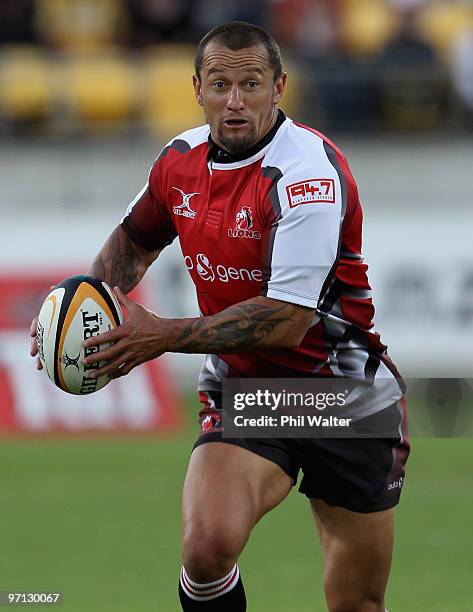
[
  {"left": 201, "top": 413, "right": 223, "bottom": 433},
  {"left": 387, "top": 476, "right": 404, "bottom": 491},
  {"left": 195, "top": 253, "right": 214, "bottom": 282},
  {"left": 286, "top": 178, "right": 335, "bottom": 208},
  {"left": 172, "top": 187, "right": 199, "bottom": 219},
  {"left": 80, "top": 310, "right": 102, "bottom": 394},
  {"left": 228, "top": 206, "right": 261, "bottom": 240},
  {"left": 60, "top": 350, "right": 80, "bottom": 371},
  {"left": 185, "top": 253, "right": 263, "bottom": 284}
]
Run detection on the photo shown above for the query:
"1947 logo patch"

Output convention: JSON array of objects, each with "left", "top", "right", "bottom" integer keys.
[{"left": 286, "top": 179, "right": 335, "bottom": 208}]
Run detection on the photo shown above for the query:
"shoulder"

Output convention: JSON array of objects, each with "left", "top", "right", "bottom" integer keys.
[
  {"left": 263, "top": 119, "right": 358, "bottom": 208},
  {"left": 264, "top": 118, "right": 349, "bottom": 176},
  {"left": 145, "top": 124, "right": 209, "bottom": 197},
  {"left": 153, "top": 124, "right": 210, "bottom": 168},
  {"left": 261, "top": 118, "right": 358, "bottom": 219}
]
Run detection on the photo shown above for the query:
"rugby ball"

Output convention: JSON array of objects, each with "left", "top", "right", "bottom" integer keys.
[{"left": 36, "top": 275, "right": 124, "bottom": 395}]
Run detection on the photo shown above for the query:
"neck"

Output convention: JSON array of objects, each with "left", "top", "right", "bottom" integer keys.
[{"left": 258, "top": 106, "right": 279, "bottom": 143}]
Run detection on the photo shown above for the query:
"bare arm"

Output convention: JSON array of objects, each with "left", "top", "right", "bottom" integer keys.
[
  {"left": 83, "top": 291, "right": 315, "bottom": 379},
  {"left": 166, "top": 296, "right": 314, "bottom": 353},
  {"left": 88, "top": 225, "right": 161, "bottom": 293}
]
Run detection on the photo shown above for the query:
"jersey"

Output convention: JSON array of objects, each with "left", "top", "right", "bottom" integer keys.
[{"left": 121, "top": 112, "right": 404, "bottom": 419}]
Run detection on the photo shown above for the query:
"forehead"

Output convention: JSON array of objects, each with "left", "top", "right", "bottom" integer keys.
[{"left": 200, "top": 41, "right": 271, "bottom": 76}]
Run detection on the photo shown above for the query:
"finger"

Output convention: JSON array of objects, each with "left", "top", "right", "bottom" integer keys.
[
  {"left": 113, "top": 286, "right": 136, "bottom": 309},
  {"left": 111, "top": 360, "right": 138, "bottom": 379},
  {"left": 30, "top": 320, "right": 39, "bottom": 355},
  {"left": 86, "top": 352, "right": 132, "bottom": 379},
  {"left": 83, "top": 339, "right": 126, "bottom": 366},
  {"left": 30, "top": 317, "right": 38, "bottom": 337},
  {"left": 112, "top": 351, "right": 164, "bottom": 379},
  {"left": 83, "top": 326, "right": 125, "bottom": 349},
  {"left": 36, "top": 357, "right": 43, "bottom": 370}
]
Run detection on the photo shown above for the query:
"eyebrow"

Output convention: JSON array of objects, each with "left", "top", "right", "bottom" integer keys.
[{"left": 206, "top": 66, "right": 266, "bottom": 77}]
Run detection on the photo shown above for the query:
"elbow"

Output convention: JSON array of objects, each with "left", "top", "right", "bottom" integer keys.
[{"left": 276, "top": 316, "right": 313, "bottom": 349}]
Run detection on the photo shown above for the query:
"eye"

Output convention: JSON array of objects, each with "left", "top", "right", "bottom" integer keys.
[
  {"left": 247, "top": 80, "right": 258, "bottom": 88},
  {"left": 212, "top": 80, "right": 226, "bottom": 90}
]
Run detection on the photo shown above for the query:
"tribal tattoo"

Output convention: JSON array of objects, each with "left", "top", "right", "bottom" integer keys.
[
  {"left": 88, "top": 227, "right": 149, "bottom": 293},
  {"left": 170, "top": 301, "right": 295, "bottom": 353}
]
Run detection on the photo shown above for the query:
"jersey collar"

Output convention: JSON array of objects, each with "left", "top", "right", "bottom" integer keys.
[{"left": 208, "top": 110, "right": 286, "bottom": 164}]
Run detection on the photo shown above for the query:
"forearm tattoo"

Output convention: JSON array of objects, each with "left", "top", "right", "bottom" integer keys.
[
  {"left": 88, "top": 227, "right": 141, "bottom": 293},
  {"left": 170, "top": 302, "right": 294, "bottom": 353}
]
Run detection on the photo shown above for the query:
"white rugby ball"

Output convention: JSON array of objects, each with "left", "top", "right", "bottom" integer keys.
[{"left": 36, "top": 274, "right": 124, "bottom": 395}]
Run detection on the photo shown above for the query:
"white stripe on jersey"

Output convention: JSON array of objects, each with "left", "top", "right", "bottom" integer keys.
[
  {"left": 262, "top": 122, "right": 343, "bottom": 309},
  {"left": 171, "top": 124, "right": 210, "bottom": 149},
  {"left": 120, "top": 183, "right": 147, "bottom": 224},
  {"left": 198, "top": 354, "right": 229, "bottom": 392}
]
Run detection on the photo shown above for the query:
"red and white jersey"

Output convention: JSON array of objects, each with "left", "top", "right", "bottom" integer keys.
[{"left": 122, "top": 112, "right": 403, "bottom": 417}]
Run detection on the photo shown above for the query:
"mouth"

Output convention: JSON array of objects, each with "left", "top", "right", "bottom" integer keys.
[{"left": 223, "top": 118, "right": 249, "bottom": 129}]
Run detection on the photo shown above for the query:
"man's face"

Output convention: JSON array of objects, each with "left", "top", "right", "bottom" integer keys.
[{"left": 193, "top": 41, "right": 286, "bottom": 155}]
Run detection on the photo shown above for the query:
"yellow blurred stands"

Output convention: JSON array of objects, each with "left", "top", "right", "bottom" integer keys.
[
  {"left": 35, "top": 0, "right": 126, "bottom": 51},
  {"left": 0, "top": 45, "right": 224, "bottom": 135},
  {"left": 3, "top": 0, "right": 471, "bottom": 136},
  {"left": 62, "top": 52, "right": 137, "bottom": 129},
  {"left": 340, "top": 0, "right": 473, "bottom": 59},
  {"left": 419, "top": 1, "right": 473, "bottom": 57},
  {"left": 142, "top": 46, "right": 204, "bottom": 137},
  {"left": 0, "top": 46, "right": 52, "bottom": 122},
  {"left": 341, "top": 0, "right": 399, "bottom": 55}
]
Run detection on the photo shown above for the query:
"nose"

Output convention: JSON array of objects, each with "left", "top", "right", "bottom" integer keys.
[{"left": 226, "top": 84, "right": 245, "bottom": 112}]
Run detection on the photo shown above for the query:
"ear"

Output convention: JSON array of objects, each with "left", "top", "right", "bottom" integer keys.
[
  {"left": 273, "top": 72, "right": 287, "bottom": 104},
  {"left": 193, "top": 74, "right": 204, "bottom": 107}
]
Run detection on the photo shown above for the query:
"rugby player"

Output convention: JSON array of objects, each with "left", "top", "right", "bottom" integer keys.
[{"left": 31, "top": 22, "right": 409, "bottom": 612}]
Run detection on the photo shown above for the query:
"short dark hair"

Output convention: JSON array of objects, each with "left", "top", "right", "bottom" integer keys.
[{"left": 195, "top": 21, "right": 283, "bottom": 81}]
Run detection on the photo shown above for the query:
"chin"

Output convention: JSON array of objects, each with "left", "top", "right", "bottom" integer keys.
[{"left": 218, "top": 131, "right": 258, "bottom": 156}]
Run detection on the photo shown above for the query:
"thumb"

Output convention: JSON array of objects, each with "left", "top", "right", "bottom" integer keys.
[{"left": 113, "top": 286, "right": 135, "bottom": 309}]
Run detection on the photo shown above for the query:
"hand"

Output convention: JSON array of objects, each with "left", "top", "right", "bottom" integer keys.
[
  {"left": 30, "top": 316, "right": 43, "bottom": 370},
  {"left": 30, "top": 285, "right": 55, "bottom": 371},
  {"left": 82, "top": 287, "right": 170, "bottom": 379}
]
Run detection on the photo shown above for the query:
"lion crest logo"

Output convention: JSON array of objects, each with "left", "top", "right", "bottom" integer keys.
[
  {"left": 235, "top": 206, "right": 253, "bottom": 230},
  {"left": 228, "top": 205, "right": 261, "bottom": 240}
]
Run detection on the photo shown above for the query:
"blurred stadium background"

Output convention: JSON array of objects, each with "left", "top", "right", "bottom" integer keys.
[{"left": 0, "top": 0, "right": 472, "bottom": 610}]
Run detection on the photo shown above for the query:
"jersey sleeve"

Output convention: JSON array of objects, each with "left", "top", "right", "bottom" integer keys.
[
  {"left": 261, "top": 145, "right": 353, "bottom": 309},
  {"left": 121, "top": 157, "right": 177, "bottom": 251}
]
